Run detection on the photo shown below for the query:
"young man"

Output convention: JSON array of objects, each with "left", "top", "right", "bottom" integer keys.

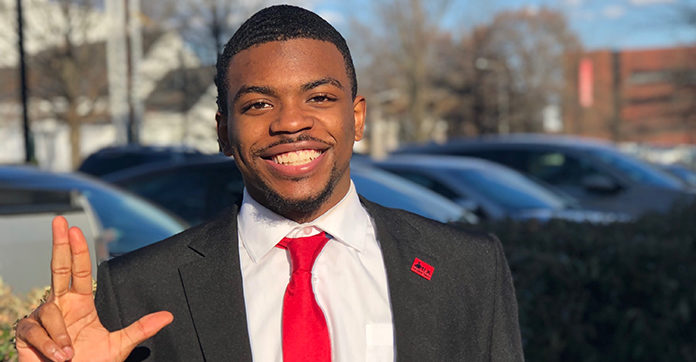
[{"left": 15, "top": 5, "right": 523, "bottom": 361}]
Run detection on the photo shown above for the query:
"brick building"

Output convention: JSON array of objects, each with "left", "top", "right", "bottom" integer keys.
[{"left": 563, "top": 46, "right": 696, "bottom": 145}]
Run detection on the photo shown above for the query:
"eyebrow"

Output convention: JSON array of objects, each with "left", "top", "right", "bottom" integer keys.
[
  {"left": 232, "top": 85, "right": 278, "bottom": 104},
  {"left": 301, "top": 77, "right": 344, "bottom": 92},
  {"left": 232, "top": 77, "right": 345, "bottom": 104}
]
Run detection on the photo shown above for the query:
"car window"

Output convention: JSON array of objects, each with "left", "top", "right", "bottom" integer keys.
[
  {"left": 79, "top": 187, "right": 185, "bottom": 256},
  {"left": 587, "top": 148, "right": 683, "bottom": 189},
  {"left": 115, "top": 163, "right": 245, "bottom": 226},
  {"left": 446, "top": 168, "right": 566, "bottom": 211},
  {"left": 118, "top": 169, "right": 212, "bottom": 225},
  {"left": 458, "top": 148, "right": 616, "bottom": 188},
  {"left": 351, "top": 167, "right": 465, "bottom": 223},
  {"left": 79, "top": 154, "right": 149, "bottom": 176},
  {"left": 519, "top": 151, "right": 616, "bottom": 187},
  {"left": 461, "top": 150, "right": 528, "bottom": 170}
]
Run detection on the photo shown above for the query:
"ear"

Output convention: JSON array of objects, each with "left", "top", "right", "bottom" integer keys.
[
  {"left": 215, "top": 111, "right": 233, "bottom": 156},
  {"left": 352, "top": 95, "right": 366, "bottom": 142}
]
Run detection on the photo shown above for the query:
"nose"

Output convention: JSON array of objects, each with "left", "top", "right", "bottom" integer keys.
[{"left": 269, "top": 103, "right": 314, "bottom": 135}]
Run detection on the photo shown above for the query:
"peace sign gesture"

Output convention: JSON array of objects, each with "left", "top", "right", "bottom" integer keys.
[{"left": 14, "top": 216, "right": 173, "bottom": 361}]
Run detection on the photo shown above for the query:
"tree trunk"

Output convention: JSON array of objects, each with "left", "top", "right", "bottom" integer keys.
[{"left": 68, "top": 113, "right": 81, "bottom": 170}]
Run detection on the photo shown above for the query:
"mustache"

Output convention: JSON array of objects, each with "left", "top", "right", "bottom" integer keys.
[{"left": 254, "top": 134, "right": 331, "bottom": 155}]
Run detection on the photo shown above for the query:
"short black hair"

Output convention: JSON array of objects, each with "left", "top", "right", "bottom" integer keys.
[{"left": 215, "top": 4, "right": 357, "bottom": 116}]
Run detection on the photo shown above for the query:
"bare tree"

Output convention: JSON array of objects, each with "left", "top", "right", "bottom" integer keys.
[
  {"left": 351, "top": 0, "right": 454, "bottom": 142},
  {"left": 151, "top": 0, "right": 270, "bottom": 64},
  {"left": 0, "top": 0, "right": 110, "bottom": 169},
  {"left": 472, "top": 7, "right": 581, "bottom": 133}
]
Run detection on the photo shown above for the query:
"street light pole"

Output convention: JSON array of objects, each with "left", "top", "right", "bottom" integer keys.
[
  {"left": 17, "top": 0, "right": 34, "bottom": 163},
  {"left": 475, "top": 57, "right": 510, "bottom": 134}
]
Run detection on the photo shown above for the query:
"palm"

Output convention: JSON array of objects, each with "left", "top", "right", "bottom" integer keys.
[
  {"left": 59, "top": 293, "right": 121, "bottom": 361},
  {"left": 15, "top": 217, "right": 172, "bottom": 362}
]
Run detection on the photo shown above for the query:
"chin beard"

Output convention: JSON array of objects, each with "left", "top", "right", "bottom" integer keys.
[{"left": 258, "top": 168, "right": 342, "bottom": 221}]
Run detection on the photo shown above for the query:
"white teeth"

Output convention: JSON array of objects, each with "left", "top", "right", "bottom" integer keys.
[{"left": 272, "top": 150, "right": 321, "bottom": 166}]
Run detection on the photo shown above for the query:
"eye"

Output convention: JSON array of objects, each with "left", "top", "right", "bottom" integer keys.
[
  {"left": 308, "top": 94, "right": 337, "bottom": 103},
  {"left": 241, "top": 101, "right": 272, "bottom": 113}
]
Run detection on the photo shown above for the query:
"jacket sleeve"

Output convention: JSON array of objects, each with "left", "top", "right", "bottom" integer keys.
[
  {"left": 489, "top": 234, "right": 525, "bottom": 361},
  {"left": 94, "top": 260, "right": 124, "bottom": 332}
]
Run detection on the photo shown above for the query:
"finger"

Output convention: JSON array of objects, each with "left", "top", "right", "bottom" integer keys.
[
  {"left": 15, "top": 317, "right": 70, "bottom": 362},
  {"left": 68, "top": 226, "right": 93, "bottom": 295},
  {"left": 118, "top": 311, "right": 174, "bottom": 352},
  {"left": 51, "top": 216, "right": 72, "bottom": 297},
  {"left": 37, "top": 302, "right": 74, "bottom": 360}
]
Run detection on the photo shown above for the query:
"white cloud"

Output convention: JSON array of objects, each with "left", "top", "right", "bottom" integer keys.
[
  {"left": 629, "top": 0, "right": 675, "bottom": 6},
  {"left": 578, "top": 10, "right": 596, "bottom": 21},
  {"left": 522, "top": 5, "right": 540, "bottom": 15},
  {"left": 564, "top": 0, "right": 584, "bottom": 7},
  {"left": 602, "top": 5, "right": 626, "bottom": 19},
  {"left": 316, "top": 9, "right": 345, "bottom": 26}
]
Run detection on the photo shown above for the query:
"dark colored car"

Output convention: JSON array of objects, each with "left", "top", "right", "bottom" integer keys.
[
  {"left": 102, "top": 157, "right": 472, "bottom": 225},
  {"left": 394, "top": 134, "right": 694, "bottom": 217},
  {"left": 372, "top": 155, "right": 629, "bottom": 223},
  {"left": 659, "top": 163, "right": 696, "bottom": 188},
  {"left": 78, "top": 144, "right": 209, "bottom": 177},
  {"left": 0, "top": 166, "right": 186, "bottom": 256}
]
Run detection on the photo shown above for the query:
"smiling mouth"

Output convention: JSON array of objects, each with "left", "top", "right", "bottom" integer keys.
[{"left": 271, "top": 149, "right": 323, "bottom": 166}]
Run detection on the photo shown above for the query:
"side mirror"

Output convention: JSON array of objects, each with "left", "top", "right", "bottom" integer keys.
[{"left": 581, "top": 174, "right": 621, "bottom": 194}]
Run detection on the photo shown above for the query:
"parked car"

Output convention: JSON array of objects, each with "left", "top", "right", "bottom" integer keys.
[
  {"left": 350, "top": 163, "right": 476, "bottom": 224},
  {"left": 394, "top": 134, "right": 694, "bottom": 217},
  {"left": 101, "top": 157, "right": 474, "bottom": 225},
  {"left": 0, "top": 188, "right": 101, "bottom": 294},
  {"left": 371, "top": 155, "right": 629, "bottom": 223},
  {"left": 78, "top": 144, "right": 209, "bottom": 177},
  {"left": 658, "top": 163, "right": 696, "bottom": 188},
  {"left": 0, "top": 166, "right": 187, "bottom": 257}
]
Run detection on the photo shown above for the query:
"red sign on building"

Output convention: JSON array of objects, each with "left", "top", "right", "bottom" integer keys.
[{"left": 578, "top": 58, "right": 594, "bottom": 108}]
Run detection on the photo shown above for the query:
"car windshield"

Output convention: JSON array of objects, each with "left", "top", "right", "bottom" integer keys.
[
  {"left": 446, "top": 167, "right": 566, "bottom": 211},
  {"left": 587, "top": 147, "right": 684, "bottom": 189},
  {"left": 78, "top": 186, "right": 185, "bottom": 255},
  {"left": 352, "top": 166, "right": 465, "bottom": 223}
]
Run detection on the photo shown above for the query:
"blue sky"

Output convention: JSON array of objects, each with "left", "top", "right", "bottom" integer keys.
[{"left": 303, "top": 0, "right": 695, "bottom": 51}]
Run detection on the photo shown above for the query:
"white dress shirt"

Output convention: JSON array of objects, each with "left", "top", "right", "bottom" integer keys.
[{"left": 238, "top": 181, "right": 394, "bottom": 361}]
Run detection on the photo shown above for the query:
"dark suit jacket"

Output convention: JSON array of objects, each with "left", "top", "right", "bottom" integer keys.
[{"left": 95, "top": 199, "right": 523, "bottom": 361}]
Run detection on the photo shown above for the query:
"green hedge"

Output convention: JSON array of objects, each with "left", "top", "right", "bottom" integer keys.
[
  {"left": 491, "top": 201, "right": 696, "bottom": 361},
  {"left": 2, "top": 202, "right": 695, "bottom": 361}
]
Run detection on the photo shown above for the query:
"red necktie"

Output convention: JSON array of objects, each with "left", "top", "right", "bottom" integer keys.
[{"left": 277, "top": 232, "right": 331, "bottom": 362}]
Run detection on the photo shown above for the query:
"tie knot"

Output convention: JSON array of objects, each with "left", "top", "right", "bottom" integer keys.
[{"left": 279, "top": 231, "right": 329, "bottom": 273}]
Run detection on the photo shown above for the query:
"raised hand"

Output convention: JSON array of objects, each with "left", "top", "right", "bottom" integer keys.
[{"left": 14, "top": 216, "right": 173, "bottom": 362}]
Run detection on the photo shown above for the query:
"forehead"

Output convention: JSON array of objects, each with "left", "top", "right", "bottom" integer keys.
[{"left": 225, "top": 38, "right": 348, "bottom": 93}]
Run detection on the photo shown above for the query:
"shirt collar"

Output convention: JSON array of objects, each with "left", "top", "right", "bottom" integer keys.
[{"left": 238, "top": 181, "right": 371, "bottom": 263}]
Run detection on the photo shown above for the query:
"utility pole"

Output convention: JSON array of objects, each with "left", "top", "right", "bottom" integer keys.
[
  {"left": 125, "top": 0, "right": 143, "bottom": 144},
  {"left": 476, "top": 57, "right": 510, "bottom": 134},
  {"left": 107, "top": 0, "right": 142, "bottom": 145},
  {"left": 17, "top": 0, "right": 34, "bottom": 163}
]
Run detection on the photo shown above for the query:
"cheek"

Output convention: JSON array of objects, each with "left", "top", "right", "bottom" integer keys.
[{"left": 229, "top": 121, "right": 258, "bottom": 150}]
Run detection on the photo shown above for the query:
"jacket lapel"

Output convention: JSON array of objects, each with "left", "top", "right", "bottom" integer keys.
[
  {"left": 178, "top": 206, "right": 253, "bottom": 361},
  {"left": 361, "top": 199, "right": 444, "bottom": 359}
]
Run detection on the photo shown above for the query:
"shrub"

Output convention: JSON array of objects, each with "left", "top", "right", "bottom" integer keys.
[
  {"left": 0, "top": 279, "right": 47, "bottom": 362},
  {"left": 490, "top": 201, "right": 696, "bottom": 361}
]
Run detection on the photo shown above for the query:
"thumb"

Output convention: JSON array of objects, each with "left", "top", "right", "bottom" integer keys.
[{"left": 117, "top": 311, "right": 174, "bottom": 352}]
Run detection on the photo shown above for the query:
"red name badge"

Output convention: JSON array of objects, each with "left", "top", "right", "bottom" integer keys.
[{"left": 411, "top": 258, "right": 434, "bottom": 280}]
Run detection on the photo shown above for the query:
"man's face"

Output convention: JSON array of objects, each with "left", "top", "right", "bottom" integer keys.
[{"left": 216, "top": 38, "right": 365, "bottom": 222}]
